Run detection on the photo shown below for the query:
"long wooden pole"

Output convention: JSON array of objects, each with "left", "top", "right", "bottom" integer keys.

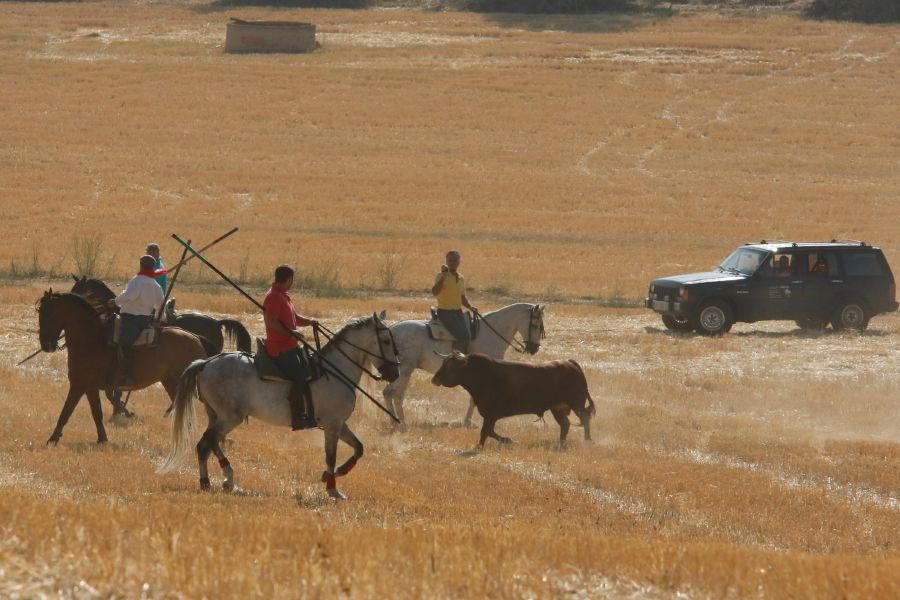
[{"left": 170, "top": 234, "right": 401, "bottom": 423}]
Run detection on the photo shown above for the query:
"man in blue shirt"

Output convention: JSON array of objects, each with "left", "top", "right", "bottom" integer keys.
[{"left": 146, "top": 243, "right": 167, "bottom": 295}]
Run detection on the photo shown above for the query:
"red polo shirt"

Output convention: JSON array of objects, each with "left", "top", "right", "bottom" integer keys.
[{"left": 263, "top": 285, "right": 298, "bottom": 357}]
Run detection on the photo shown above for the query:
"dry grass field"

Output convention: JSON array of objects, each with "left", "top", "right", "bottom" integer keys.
[{"left": 1, "top": 1, "right": 899, "bottom": 598}]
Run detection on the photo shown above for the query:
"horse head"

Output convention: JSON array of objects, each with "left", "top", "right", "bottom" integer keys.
[
  {"left": 37, "top": 290, "right": 63, "bottom": 352},
  {"left": 373, "top": 310, "right": 401, "bottom": 383},
  {"left": 524, "top": 304, "right": 547, "bottom": 355}
]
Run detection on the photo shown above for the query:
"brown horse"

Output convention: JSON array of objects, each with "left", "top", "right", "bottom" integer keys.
[{"left": 37, "top": 291, "right": 214, "bottom": 445}]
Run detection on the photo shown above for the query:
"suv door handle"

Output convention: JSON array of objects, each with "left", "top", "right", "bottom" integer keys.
[
  {"left": 791, "top": 281, "right": 803, "bottom": 284},
  {"left": 831, "top": 280, "right": 844, "bottom": 284}
]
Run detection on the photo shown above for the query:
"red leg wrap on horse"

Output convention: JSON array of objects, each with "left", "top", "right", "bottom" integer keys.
[
  {"left": 325, "top": 473, "right": 336, "bottom": 490},
  {"left": 219, "top": 457, "right": 230, "bottom": 469},
  {"left": 337, "top": 457, "right": 357, "bottom": 476}
]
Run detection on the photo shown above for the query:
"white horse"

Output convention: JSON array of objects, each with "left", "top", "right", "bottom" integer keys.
[
  {"left": 158, "top": 312, "right": 400, "bottom": 500},
  {"left": 383, "top": 303, "right": 546, "bottom": 430}
]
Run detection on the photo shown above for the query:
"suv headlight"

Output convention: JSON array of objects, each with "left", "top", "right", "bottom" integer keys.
[
  {"left": 679, "top": 287, "right": 689, "bottom": 301},
  {"left": 650, "top": 284, "right": 655, "bottom": 293}
]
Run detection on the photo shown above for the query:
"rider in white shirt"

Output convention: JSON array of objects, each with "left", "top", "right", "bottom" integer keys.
[{"left": 107, "top": 255, "right": 164, "bottom": 387}]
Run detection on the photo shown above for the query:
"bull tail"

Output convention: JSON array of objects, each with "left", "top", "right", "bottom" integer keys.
[
  {"left": 157, "top": 359, "right": 206, "bottom": 474},
  {"left": 568, "top": 359, "right": 596, "bottom": 417}
]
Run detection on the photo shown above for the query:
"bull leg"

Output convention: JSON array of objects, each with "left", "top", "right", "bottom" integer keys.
[
  {"left": 47, "top": 386, "right": 84, "bottom": 445},
  {"left": 85, "top": 389, "right": 108, "bottom": 444},
  {"left": 574, "top": 408, "right": 592, "bottom": 442},
  {"left": 478, "top": 418, "right": 497, "bottom": 450},
  {"left": 550, "top": 408, "right": 570, "bottom": 449}
]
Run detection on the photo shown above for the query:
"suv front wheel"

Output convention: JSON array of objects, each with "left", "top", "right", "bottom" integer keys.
[
  {"left": 692, "top": 300, "right": 733, "bottom": 335},
  {"left": 831, "top": 299, "right": 870, "bottom": 331},
  {"left": 662, "top": 315, "right": 693, "bottom": 332}
]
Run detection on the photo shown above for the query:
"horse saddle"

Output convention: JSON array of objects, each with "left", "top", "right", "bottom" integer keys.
[
  {"left": 253, "top": 338, "right": 320, "bottom": 384},
  {"left": 426, "top": 308, "right": 477, "bottom": 342},
  {"left": 427, "top": 309, "right": 456, "bottom": 342},
  {"left": 109, "top": 314, "right": 158, "bottom": 348}
]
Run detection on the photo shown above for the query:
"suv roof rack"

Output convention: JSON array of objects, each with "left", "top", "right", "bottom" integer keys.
[{"left": 830, "top": 239, "right": 868, "bottom": 246}]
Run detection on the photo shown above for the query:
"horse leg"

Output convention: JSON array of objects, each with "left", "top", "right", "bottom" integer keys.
[
  {"left": 47, "top": 386, "right": 84, "bottom": 445},
  {"left": 383, "top": 367, "right": 413, "bottom": 433},
  {"left": 86, "top": 389, "right": 108, "bottom": 444},
  {"left": 196, "top": 428, "right": 216, "bottom": 491},
  {"left": 321, "top": 427, "right": 345, "bottom": 500},
  {"left": 463, "top": 395, "right": 477, "bottom": 429},
  {"left": 550, "top": 408, "right": 570, "bottom": 450},
  {"left": 210, "top": 435, "right": 236, "bottom": 493},
  {"left": 335, "top": 423, "right": 363, "bottom": 478}
]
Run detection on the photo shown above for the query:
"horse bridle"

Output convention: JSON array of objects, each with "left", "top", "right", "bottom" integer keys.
[
  {"left": 475, "top": 305, "right": 545, "bottom": 355},
  {"left": 314, "top": 316, "right": 400, "bottom": 381}
]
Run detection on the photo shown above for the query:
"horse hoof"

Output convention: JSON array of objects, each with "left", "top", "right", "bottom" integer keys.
[
  {"left": 223, "top": 482, "right": 235, "bottom": 493},
  {"left": 499, "top": 437, "right": 513, "bottom": 445},
  {"left": 327, "top": 489, "right": 347, "bottom": 500},
  {"left": 463, "top": 420, "right": 477, "bottom": 430},
  {"left": 199, "top": 477, "right": 211, "bottom": 491},
  {"left": 46, "top": 438, "right": 59, "bottom": 447},
  {"left": 97, "top": 438, "right": 108, "bottom": 445}
]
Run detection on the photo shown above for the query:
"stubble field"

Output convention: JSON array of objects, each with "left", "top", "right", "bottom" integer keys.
[{"left": 1, "top": 2, "right": 899, "bottom": 598}]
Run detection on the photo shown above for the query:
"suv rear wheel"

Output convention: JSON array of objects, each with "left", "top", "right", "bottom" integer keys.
[
  {"left": 661, "top": 315, "right": 692, "bottom": 332},
  {"left": 831, "top": 299, "right": 870, "bottom": 331},
  {"left": 692, "top": 300, "right": 733, "bottom": 335}
]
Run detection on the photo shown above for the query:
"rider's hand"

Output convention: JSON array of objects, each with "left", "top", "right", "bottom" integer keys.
[
  {"left": 309, "top": 319, "right": 319, "bottom": 328},
  {"left": 106, "top": 299, "right": 117, "bottom": 309},
  {"left": 470, "top": 306, "right": 480, "bottom": 314}
]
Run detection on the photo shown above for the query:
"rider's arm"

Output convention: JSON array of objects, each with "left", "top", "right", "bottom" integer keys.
[
  {"left": 462, "top": 293, "right": 478, "bottom": 313},
  {"left": 431, "top": 272, "right": 446, "bottom": 296},
  {"left": 294, "top": 313, "right": 318, "bottom": 327},
  {"left": 264, "top": 311, "right": 302, "bottom": 339},
  {"left": 112, "top": 279, "right": 138, "bottom": 307}
]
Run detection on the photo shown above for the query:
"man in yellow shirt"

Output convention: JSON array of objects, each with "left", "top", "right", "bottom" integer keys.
[{"left": 431, "top": 250, "right": 479, "bottom": 353}]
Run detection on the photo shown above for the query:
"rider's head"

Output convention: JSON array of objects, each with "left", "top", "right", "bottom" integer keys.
[
  {"left": 445, "top": 250, "right": 461, "bottom": 272},
  {"left": 140, "top": 255, "right": 156, "bottom": 271},
  {"left": 274, "top": 264, "right": 294, "bottom": 290},
  {"left": 145, "top": 243, "right": 160, "bottom": 260}
]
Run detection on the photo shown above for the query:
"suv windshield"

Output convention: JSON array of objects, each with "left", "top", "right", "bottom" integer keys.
[{"left": 717, "top": 248, "right": 768, "bottom": 276}]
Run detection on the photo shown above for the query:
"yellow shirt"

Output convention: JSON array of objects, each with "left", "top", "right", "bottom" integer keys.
[{"left": 434, "top": 271, "right": 465, "bottom": 310}]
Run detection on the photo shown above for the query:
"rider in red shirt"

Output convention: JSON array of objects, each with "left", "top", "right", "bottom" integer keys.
[{"left": 263, "top": 264, "right": 319, "bottom": 430}]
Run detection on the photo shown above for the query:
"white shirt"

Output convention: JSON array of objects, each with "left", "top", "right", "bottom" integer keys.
[{"left": 116, "top": 274, "right": 164, "bottom": 317}]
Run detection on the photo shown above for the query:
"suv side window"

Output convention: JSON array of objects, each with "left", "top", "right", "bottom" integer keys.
[
  {"left": 803, "top": 252, "right": 839, "bottom": 277},
  {"left": 759, "top": 252, "right": 797, "bottom": 279},
  {"left": 843, "top": 252, "right": 884, "bottom": 277}
]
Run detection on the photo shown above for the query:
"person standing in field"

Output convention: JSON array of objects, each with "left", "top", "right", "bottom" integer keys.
[
  {"left": 146, "top": 243, "right": 167, "bottom": 295},
  {"left": 431, "top": 250, "right": 479, "bottom": 354},
  {"left": 106, "top": 255, "right": 165, "bottom": 388},
  {"left": 263, "top": 264, "right": 319, "bottom": 430}
]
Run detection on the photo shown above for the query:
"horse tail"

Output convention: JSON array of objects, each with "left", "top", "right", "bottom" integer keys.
[
  {"left": 197, "top": 334, "right": 219, "bottom": 358},
  {"left": 568, "top": 359, "right": 596, "bottom": 417},
  {"left": 219, "top": 319, "right": 251, "bottom": 353},
  {"left": 157, "top": 359, "right": 206, "bottom": 474}
]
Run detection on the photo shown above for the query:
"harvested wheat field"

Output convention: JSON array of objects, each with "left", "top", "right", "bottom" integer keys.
[{"left": 1, "top": 1, "right": 899, "bottom": 598}]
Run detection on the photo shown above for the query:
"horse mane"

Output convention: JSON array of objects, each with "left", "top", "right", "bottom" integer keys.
[
  {"left": 75, "top": 277, "right": 116, "bottom": 300},
  {"left": 40, "top": 292, "right": 104, "bottom": 326},
  {"left": 321, "top": 316, "right": 375, "bottom": 353}
]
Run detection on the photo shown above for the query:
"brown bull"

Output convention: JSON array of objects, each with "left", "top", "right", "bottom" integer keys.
[{"left": 431, "top": 351, "right": 596, "bottom": 449}]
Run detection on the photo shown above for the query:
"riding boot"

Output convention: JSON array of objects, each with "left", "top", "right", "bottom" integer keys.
[
  {"left": 302, "top": 388, "right": 316, "bottom": 429},
  {"left": 289, "top": 384, "right": 316, "bottom": 430}
]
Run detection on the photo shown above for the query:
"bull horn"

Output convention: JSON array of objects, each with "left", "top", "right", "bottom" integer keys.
[{"left": 433, "top": 350, "right": 451, "bottom": 359}]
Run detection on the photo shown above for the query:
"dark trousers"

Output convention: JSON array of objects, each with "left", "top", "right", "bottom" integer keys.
[
  {"left": 120, "top": 314, "right": 151, "bottom": 349},
  {"left": 437, "top": 309, "right": 470, "bottom": 353},
  {"left": 272, "top": 348, "right": 314, "bottom": 423},
  {"left": 116, "top": 314, "right": 151, "bottom": 386}
]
